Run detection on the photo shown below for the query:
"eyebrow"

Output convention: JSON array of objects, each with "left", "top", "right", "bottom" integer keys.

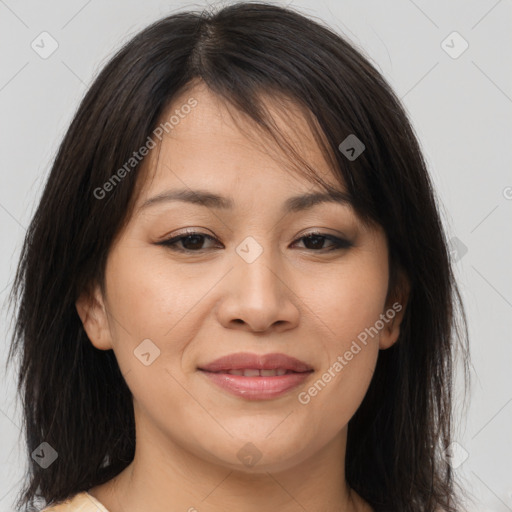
[{"left": 139, "top": 188, "right": 353, "bottom": 214}]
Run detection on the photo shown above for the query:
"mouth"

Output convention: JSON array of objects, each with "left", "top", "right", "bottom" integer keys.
[
  {"left": 208, "top": 368, "right": 300, "bottom": 377},
  {"left": 197, "top": 352, "right": 314, "bottom": 400}
]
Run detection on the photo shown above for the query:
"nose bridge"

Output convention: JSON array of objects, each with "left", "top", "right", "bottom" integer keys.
[
  {"left": 233, "top": 235, "right": 282, "bottom": 302},
  {"left": 215, "top": 234, "right": 299, "bottom": 332}
]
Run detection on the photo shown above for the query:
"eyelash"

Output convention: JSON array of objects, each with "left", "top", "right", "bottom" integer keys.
[{"left": 157, "top": 230, "right": 353, "bottom": 253}]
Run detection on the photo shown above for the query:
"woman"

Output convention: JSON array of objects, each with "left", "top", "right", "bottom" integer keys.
[{"left": 8, "top": 2, "right": 470, "bottom": 511}]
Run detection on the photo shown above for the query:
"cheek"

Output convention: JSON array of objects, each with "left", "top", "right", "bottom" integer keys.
[
  {"left": 304, "top": 250, "right": 389, "bottom": 351},
  {"left": 103, "top": 245, "right": 222, "bottom": 378},
  {"left": 102, "top": 248, "right": 202, "bottom": 417},
  {"left": 296, "top": 252, "right": 387, "bottom": 423},
  {"left": 328, "top": 274, "right": 388, "bottom": 347},
  {"left": 297, "top": 280, "right": 382, "bottom": 438},
  {"left": 104, "top": 244, "right": 194, "bottom": 335}
]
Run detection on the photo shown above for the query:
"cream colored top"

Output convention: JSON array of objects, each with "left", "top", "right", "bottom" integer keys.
[{"left": 42, "top": 492, "right": 110, "bottom": 512}]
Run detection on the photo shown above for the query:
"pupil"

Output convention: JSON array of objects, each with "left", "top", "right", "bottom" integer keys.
[
  {"left": 305, "top": 235, "right": 323, "bottom": 249},
  {"left": 184, "top": 235, "right": 203, "bottom": 250}
]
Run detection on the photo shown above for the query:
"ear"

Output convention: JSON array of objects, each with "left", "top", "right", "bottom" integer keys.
[
  {"left": 75, "top": 283, "right": 113, "bottom": 350},
  {"left": 379, "top": 268, "right": 410, "bottom": 350}
]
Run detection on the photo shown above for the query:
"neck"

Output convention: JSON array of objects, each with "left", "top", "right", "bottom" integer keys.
[{"left": 90, "top": 413, "right": 369, "bottom": 512}]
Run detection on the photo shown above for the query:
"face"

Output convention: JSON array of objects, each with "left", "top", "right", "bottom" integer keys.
[{"left": 77, "top": 83, "right": 406, "bottom": 474}]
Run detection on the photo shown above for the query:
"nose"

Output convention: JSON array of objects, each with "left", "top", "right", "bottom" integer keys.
[{"left": 215, "top": 243, "right": 300, "bottom": 333}]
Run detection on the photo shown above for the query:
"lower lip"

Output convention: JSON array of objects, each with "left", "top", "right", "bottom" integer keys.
[{"left": 199, "top": 370, "right": 312, "bottom": 400}]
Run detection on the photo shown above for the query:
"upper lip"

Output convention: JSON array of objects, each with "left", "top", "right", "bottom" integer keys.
[{"left": 198, "top": 352, "right": 313, "bottom": 373}]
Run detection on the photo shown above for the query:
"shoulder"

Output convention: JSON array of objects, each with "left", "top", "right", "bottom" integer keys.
[{"left": 42, "top": 491, "right": 110, "bottom": 512}]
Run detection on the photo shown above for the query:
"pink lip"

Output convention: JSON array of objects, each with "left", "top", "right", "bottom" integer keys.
[
  {"left": 198, "top": 352, "right": 313, "bottom": 373},
  {"left": 198, "top": 352, "right": 313, "bottom": 400}
]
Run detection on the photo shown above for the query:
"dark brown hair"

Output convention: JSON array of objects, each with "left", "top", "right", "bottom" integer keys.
[{"left": 8, "top": 2, "right": 470, "bottom": 511}]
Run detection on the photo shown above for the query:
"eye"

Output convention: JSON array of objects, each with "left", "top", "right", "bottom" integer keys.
[
  {"left": 157, "top": 231, "right": 221, "bottom": 252},
  {"left": 292, "top": 231, "right": 353, "bottom": 251},
  {"left": 157, "top": 230, "right": 352, "bottom": 253}
]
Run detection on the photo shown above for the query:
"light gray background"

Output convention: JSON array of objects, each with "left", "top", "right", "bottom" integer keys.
[{"left": 1, "top": 0, "right": 511, "bottom": 510}]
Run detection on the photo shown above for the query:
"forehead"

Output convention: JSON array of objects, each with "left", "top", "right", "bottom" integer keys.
[
  {"left": 165, "top": 81, "right": 321, "bottom": 147},
  {"left": 148, "top": 83, "right": 339, "bottom": 181},
  {"left": 135, "top": 82, "right": 343, "bottom": 200}
]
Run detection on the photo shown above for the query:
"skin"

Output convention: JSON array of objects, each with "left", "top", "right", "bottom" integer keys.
[{"left": 77, "top": 82, "right": 409, "bottom": 512}]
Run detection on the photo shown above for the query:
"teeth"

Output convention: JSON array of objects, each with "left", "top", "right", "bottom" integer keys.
[
  {"left": 242, "top": 369, "right": 260, "bottom": 377},
  {"left": 225, "top": 368, "right": 290, "bottom": 376}
]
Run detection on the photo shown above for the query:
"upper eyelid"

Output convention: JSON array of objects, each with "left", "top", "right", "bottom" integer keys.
[
  {"left": 159, "top": 230, "right": 351, "bottom": 249},
  {"left": 165, "top": 225, "right": 349, "bottom": 238},
  {"left": 163, "top": 229, "right": 345, "bottom": 241}
]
